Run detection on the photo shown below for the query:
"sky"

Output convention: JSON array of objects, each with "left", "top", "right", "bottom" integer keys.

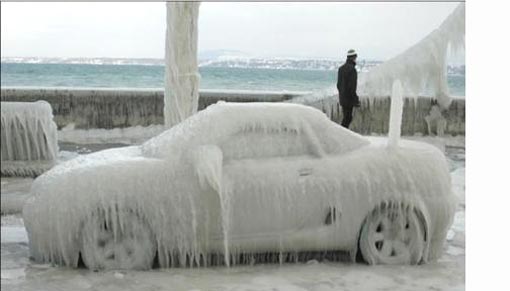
[{"left": 0, "top": 2, "right": 464, "bottom": 62}]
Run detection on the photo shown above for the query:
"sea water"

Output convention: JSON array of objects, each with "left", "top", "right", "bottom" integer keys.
[{"left": 0, "top": 63, "right": 465, "bottom": 96}]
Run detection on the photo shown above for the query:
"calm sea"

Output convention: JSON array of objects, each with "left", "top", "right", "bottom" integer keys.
[{"left": 0, "top": 63, "right": 465, "bottom": 96}]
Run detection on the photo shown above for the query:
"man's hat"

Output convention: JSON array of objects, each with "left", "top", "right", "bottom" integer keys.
[{"left": 347, "top": 49, "right": 357, "bottom": 57}]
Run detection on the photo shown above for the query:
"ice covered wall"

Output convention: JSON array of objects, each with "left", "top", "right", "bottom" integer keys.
[
  {"left": 164, "top": 2, "right": 201, "bottom": 128},
  {"left": 359, "top": 3, "right": 465, "bottom": 109},
  {"left": 1, "top": 88, "right": 300, "bottom": 130},
  {"left": 1, "top": 101, "right": 59, "bottom": 176},
  {"left": 2, "top": 88, "right": 465, "bottom": 136},
  {"left": 288, "top": 94, "right": 465, "bottom": 136}
]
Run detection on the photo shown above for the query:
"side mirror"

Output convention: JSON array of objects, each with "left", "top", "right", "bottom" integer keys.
[{"left": 192, "top": 145, "right": 223, "bottom": 192}]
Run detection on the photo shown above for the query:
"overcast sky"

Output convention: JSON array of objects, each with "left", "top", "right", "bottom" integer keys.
[{"left": 1, "top": 2, "right": 463, "bottom": 61}]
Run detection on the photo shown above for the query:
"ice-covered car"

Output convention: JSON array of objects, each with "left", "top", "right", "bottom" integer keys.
[{"left": 23, "top": 102, "right": 456, "bottom": 270}]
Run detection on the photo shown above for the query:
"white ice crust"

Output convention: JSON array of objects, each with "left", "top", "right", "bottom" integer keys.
[
  {"left": 1, "top": 101, "right": 59, "bottom": 176},
  {"left": 164, "top": 2, "right": 201, "bottom": 127},
  {"left": 359, "top": 3, "right": 465, "bottom": 108},
  {"left": 23, "top": 102, "right": 456, "bottom": 268}
]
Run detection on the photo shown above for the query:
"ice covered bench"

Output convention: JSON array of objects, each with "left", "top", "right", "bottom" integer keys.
[{"left": 1, "top": 101, "right": 59, "bottom": 176}]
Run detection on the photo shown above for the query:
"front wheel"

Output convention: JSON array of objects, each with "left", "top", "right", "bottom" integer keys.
[
  {"left": 81, "top": 210, "right": 156, "bottom": 270},
  {"left": 359, "top": 204, "right": 425, "bottom": 265}
]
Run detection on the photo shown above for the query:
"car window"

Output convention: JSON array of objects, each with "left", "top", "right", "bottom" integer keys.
[
  {"left": 219, "top": 127, "right": 318, "bottom": 161},
  {"left": 312, "top": 120, "right": 369, "bottom": 155}
]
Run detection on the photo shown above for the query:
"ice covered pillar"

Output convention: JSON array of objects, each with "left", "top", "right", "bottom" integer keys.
[{"left": 164, "top": 2, "right": 201, "bottom": 128}]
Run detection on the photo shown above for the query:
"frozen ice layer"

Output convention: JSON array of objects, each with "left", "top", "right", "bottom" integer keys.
[
  {"left": 359, "top": 3, "right": 465, "bottom": 109},
  {"left": 1, "top": 101, "right": 59, "bottom": 176}
]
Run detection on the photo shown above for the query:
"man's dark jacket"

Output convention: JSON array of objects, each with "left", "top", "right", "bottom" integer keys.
[{"left": 337, "top": 59, "right": 359, "bottom": 107}]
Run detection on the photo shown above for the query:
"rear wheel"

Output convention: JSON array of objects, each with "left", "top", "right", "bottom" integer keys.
[
  {"left": 359, "top": 204, "right": 424, "bottom": 265},
  {"left": 81, "top": 210, "right": 156, "bottom": 270}
]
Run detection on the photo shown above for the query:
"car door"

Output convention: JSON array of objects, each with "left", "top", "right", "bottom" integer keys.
[{"left": 218, "top": 126, "right": 328, "bottom": 246}]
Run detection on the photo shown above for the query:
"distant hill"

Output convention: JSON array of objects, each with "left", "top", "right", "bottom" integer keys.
[{"left": 1, "top": 56, "right": 464, "bottom": 75}]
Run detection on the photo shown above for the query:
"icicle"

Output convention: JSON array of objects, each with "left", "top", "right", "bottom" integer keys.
[
  {"left": 360, "top": 3, "right": 464, "bottom": 109},
  {"left": 388, "top": 80, "right": 404, "bottom": 148}
]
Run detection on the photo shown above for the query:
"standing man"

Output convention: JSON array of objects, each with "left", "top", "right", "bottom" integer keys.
[{"left": 337, "top": 49, "right": 361, "bottom": 128}]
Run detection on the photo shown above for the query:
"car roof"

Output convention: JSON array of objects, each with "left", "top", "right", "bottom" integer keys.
[
  {"left": 142, "top": 102, "right": 363, "bottom": 157},
  {"left": 205, "top": 101, "right": 329, "bottom": 127}
]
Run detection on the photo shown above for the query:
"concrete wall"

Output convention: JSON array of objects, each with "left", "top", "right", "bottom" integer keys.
[{"left": 1, "top": 88, "right": 464, "bottom": 135}]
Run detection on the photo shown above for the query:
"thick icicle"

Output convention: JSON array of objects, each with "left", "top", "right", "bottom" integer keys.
[
  {"left": 1, "top": 101, "right": 59, "bottom": 176},
  {"left": 359, "top": 3, "right": 465, "bottom": 109},
  {"left": 388, "top": 80, "right": 404, "bottom": 148},
  {"left": 164, "top": 2, "right": 201, "bottom": 128}
]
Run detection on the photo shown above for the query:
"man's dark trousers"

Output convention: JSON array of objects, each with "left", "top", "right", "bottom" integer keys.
[{"left": 341, "top": 106, "right": 354, "bottom": 128}]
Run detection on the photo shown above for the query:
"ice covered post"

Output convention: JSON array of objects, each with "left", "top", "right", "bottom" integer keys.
[
  {"left": 164, "top": 2, "right": 201, "bottom": 128},
  {"left": 388, "top": 80, "right": 404, "bottom": 148}
]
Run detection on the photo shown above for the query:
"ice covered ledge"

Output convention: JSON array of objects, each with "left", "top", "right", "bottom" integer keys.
[
  {"left": 1, "top": 87, "right": 464, "bottom": 135},
  {"left": 0, "top": 88, "right": 301, "bottom": 129},
  {"left": 292, "top": 94, "right": 465, "bottom": 136}
]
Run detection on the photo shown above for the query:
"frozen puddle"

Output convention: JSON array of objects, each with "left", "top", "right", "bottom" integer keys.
[{"left": 0, "top": 258, "right": 464, "bottom": 291}]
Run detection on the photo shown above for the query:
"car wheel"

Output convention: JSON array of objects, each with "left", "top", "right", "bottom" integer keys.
[
  {"left": 359, "top": 204, "right": 425, "bottom": 265},
  {"left": 80, "top": 210, "right": 156, "bottom": 270}
]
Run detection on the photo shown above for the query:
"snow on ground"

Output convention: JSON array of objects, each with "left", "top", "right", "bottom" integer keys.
[{"left": 0, "top": 141, "right": 465, "bottom": 291}]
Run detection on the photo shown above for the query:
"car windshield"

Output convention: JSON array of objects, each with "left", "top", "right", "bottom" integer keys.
[{"left": 311, "top": 119, "right": 369, "bottom": 155}]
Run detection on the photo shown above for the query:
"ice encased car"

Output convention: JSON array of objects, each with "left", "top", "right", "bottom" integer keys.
[{"left": 23, "top": 102, "right": 456, "bottom": 270}]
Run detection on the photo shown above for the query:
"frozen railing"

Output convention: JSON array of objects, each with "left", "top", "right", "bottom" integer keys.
[{"left": 1, "top": 101, "right": 59, "bottom": 176}]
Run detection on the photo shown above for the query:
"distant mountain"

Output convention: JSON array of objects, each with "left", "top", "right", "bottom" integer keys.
[
  {"left": 1, "top": 56, "right": 465, "bottom": 75},
  {"left": 198, "top": 50, "right": 251, "bottom": 61}
]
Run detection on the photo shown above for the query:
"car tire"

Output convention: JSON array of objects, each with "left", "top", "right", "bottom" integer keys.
[
  {"left": 80, "top": 209, "right": 156, "bottom": 270},
  {"left": 359, "top": 203, "right": 425, "bottom": 265}
]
